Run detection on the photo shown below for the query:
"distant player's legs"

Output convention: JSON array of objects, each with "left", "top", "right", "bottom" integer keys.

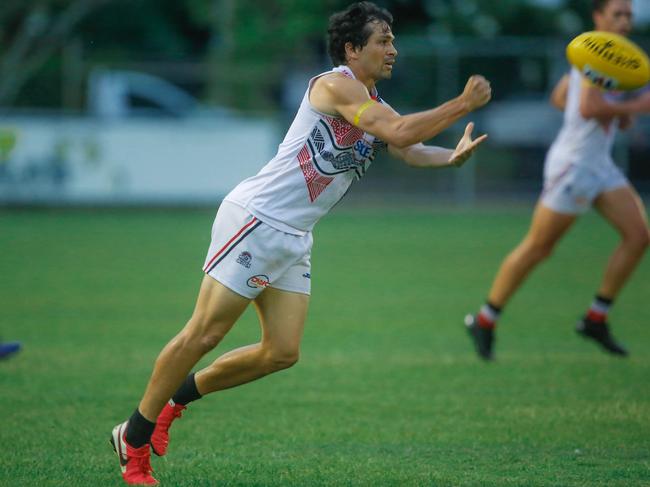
[
  {"left": 593, "top": 186, "right": 649, "bottom": 299},
  {"left": 574, "top": 186, "right": 649, "bottom": 356},
  {"left": 148, "top": 286, "right": 309, "bottom": 457},
  {"left": 466, "top": 202, "right": 576, "bottom": 359},
  {"left": 487, "top": 202, "right": 577, "bottom": 307}
]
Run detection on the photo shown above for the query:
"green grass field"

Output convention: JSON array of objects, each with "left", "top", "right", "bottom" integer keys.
[{"left": 1, "top": 206, "right": 649, "bottom": 486}]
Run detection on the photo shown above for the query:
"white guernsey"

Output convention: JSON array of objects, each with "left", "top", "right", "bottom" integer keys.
[{"left": 226, "top": 66, "right": 387, "bottom": 235}]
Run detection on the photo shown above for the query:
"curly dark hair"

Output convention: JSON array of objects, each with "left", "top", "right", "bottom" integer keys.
[{"left": 327, "top": 2, "right": 393, "bottom": 66}]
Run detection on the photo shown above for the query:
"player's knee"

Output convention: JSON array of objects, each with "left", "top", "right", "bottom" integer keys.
[
  {"left": 182, "top": 315, "right": 228, "bottom": 353},
  {"left": 263, "top": 348, "right": 299, "bottom": 373},
  {"left": 524, "top": 240, "right": 555, "bottom": 262},
  {"left": 177, "top": 330, "right": 223, "bottom": 355},
  {"left": 623, "top": 226, "right": 650, "bottom": 252},
  {"left": 539, "top": 244, "right": 555, "bottom": 260},
  {"left": 637, "top": 227, "right": 649, "bottom": 250},
  {"left": 197, "top": 332, "right": 225, "bottom": 353}
]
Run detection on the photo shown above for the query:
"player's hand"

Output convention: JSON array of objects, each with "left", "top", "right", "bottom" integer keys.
[
  {"left": 461, "top": 75, "right": 492, "bottom": 111},
  {"left": 449, "top": 122, "right": 488, "bottom": 167}
]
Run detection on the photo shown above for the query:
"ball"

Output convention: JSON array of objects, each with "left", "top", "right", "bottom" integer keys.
[{"left": 566, "top": 30, "right": 650, "bottom": 91}]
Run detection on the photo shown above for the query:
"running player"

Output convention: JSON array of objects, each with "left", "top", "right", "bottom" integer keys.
[
  {"left": 465, "top": 0, "right": 650, "bottom": 361},
  {"left": 110, "top": 2, "right": 492, "bottom": 484}
]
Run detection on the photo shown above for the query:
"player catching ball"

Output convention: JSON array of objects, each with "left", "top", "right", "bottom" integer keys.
[
  {"left": 466, "top": 0, "right": 650, "bottom": 360},
  {"left": 110, "top": 2, "right": 491, "bottom": 484}
]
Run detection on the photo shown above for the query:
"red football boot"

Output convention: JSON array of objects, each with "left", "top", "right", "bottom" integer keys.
[
  {"left": 110, "top": 421, "right": 158, "bottom": 486},
  {"left": 150, "top": 400, "right": 186, "bottom": 456}
]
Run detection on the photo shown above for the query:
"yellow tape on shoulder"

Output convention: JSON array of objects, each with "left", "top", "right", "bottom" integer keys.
[{"left": 353, "top": 100, "right": 376, "bottom": 126}]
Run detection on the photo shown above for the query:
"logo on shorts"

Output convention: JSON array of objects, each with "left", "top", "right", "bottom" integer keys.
[
  {"left": 302, "top": 272, "right": 311, "bottom": 279},
  {"left": 236, "top": 251, "right": 252, "bottom": 268},
  {"left": 565, "top": 185, "right": 588, "bottom": 207},
  {"left": 247, "top": 274, "right": 270, "bottom": 289}
]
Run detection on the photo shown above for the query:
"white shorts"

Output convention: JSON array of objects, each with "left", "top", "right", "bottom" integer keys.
[
  {"left": 202, "top": 201, "right": 313, "bottom": 299},
  {"left": 540, "top": 162, "right": 629, "bottom": 214}
]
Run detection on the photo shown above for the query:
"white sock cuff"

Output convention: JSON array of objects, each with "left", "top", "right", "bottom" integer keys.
[{"left": 479, "top": 303, "right": 500, "bottom": 323}]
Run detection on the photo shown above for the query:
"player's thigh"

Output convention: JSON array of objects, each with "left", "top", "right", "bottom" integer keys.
[
  {"left": 253, "top": 287, "right": 309, "bottom": 354},
  {"left": 594, "top": 185, "right": 649, "bottom": 239},
  {"left": 188, "top": 274, "right": 251, "bottom": 336},
  {"left": 525, "top": 201, "right": 577, "bottom": 247}
]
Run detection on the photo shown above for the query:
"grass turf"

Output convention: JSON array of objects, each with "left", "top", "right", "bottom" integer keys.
[{"left": 1, "top": 206, "right": 649, "bottom": 486}]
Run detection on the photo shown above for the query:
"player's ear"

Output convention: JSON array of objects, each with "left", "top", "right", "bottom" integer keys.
[{"left": 345, "top": 42, "right": 359, "bottom": 61}]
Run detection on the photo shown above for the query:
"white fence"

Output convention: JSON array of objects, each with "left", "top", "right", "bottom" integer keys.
[{"left": 0, "top": 116, "right": 276, "bottom": 204}]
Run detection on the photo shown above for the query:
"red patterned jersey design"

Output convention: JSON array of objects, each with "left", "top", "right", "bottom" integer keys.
[
  {"left": 324, "top": 116, "right": 365, "bottom": 147},
  {"left": 297, "top": 144, "right": 333, "bottom": 202}
]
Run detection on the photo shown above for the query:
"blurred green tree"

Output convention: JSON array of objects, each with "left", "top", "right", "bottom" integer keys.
[
  {"left": 0, "top": 0, "right": 117, "bottom": 106},
  {"left": 196, "top": 0, "right": 346, "bottom": 110},
  {"left": 2, "top": 0, "right": 648, "bottom": 110}
]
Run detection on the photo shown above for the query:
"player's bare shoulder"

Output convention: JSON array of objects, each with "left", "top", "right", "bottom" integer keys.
[{"left": 310, "top": 72, "right": 368, "bottom": 116}]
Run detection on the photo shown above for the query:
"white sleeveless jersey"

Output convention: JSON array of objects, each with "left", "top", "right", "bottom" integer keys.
[
  {"left": 225, "top": 65, "right": 387, "bottom": 235},
  {"left": 545, "top": 67, "right": 618, "bottom": 175}
]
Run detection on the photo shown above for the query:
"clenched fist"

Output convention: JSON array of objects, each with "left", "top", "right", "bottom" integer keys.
[{"left": 461, "top": 75, "right": 492, "bottom": 111}]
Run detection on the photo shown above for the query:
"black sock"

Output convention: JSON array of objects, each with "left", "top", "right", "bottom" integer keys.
[
  {"left": 125, "top": 408, "right": 156, "bottom": 448},
  {"left": 486, "top": 301, "right": 502, "bottom": 314},
  {"left": 595, "top": 294, "right": 614, "bottom": 307},
  {"left": 172, "top": 372, "right": 203, "bottom": 406}
]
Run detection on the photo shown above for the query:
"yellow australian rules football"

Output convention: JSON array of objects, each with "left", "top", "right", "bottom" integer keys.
[{"left": 566, "top": 31, "right": 650, "bottom": 91}]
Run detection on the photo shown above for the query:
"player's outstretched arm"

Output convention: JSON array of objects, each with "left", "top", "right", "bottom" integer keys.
[
  {"left": 313, "top": 74, "right": 491, "bottom": 148},
  {"left": 580, "top": 83, "right": 650, "bottom": 118},
  {"left": 388, "top": 122, "right": 488, "bottom": 168}
]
